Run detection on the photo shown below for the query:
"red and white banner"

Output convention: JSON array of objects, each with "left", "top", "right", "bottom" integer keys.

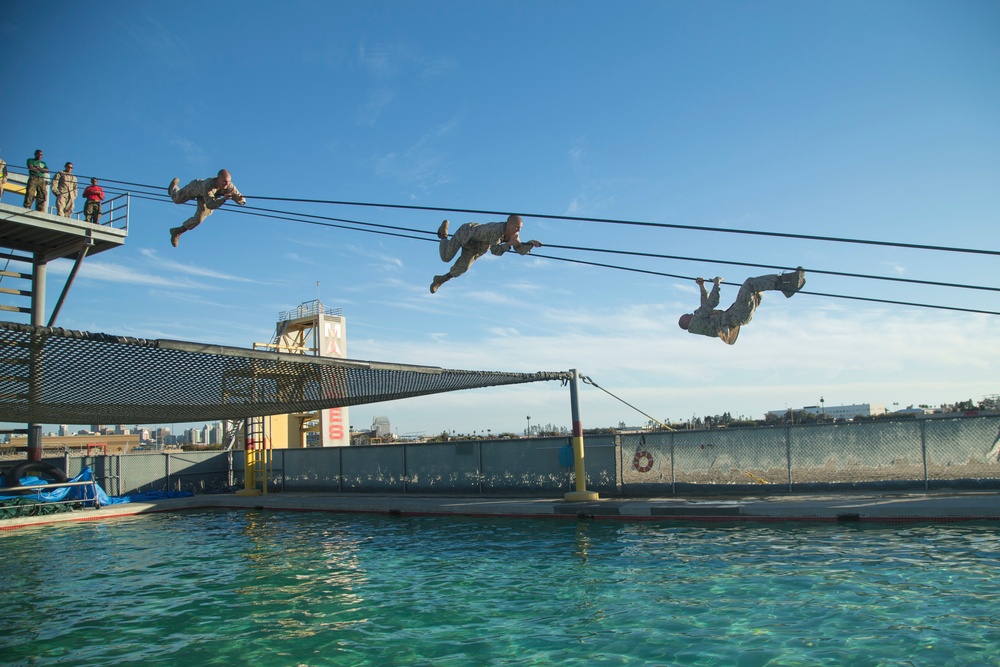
[{"left": 317, "top": 314, "right": 349, "bottom": 447}]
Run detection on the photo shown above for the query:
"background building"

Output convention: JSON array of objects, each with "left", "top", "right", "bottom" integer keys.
[
  {"left": 372, "top": 416, "right": 392, "bottom": 439},
  {"left": 768, "top": 403, "right": 887, "bottom": 421}
]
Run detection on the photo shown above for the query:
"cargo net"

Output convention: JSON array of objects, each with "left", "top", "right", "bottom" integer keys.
[{"left": 0, "top": 322, "right": 569, "bottom": 424}]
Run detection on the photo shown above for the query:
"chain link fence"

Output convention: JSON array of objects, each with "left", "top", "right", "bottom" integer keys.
[
  {"left": 27, "top": 415, "right": 1000, "bottom": 497},
  {"left": 61, "top": 450, "right": 232, "bottom": 496},
  {"left": 255, "top": 436, "right": 618, "bottom": 495},
  {"left": 620, "top": 415, "right": 1000, "bottom": 494}
]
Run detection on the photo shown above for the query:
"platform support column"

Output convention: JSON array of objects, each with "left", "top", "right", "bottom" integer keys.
[
  {"left": 29, "top": 255, "right": 46, "bottom": 326},
  {"left": 27, "top": 255, "right": 47, "bottom": 462},
  {"left": 564, "top": 368, "right": 599, "bottom": 502},
  {"left": 25, "top": 425, "right": 42, "bottom": 462}
]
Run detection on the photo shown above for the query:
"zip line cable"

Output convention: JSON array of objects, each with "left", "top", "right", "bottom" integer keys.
[
  {"left": 791, "top": 290, "right": 1000, "bottom": 315},
  {"left": 543, "top": 243, "right": 1000, "bottom": 294},
  {"left": 84, "top": 173, "right": 1000, "bottom": 257},
  {"left": 114, "top": 190, "right": 1000, "bottom": 315},
  {"left": 238, "top": 207, "right": 432, "bottom": 243},
  {"left": 127, "top": 189, "right": 1000, "bottom": 292},
  {"left": 8, "top": 167, "right": 997, "bottom": 312},
  {"left": 530, "top": 253, "right": 1000, "bottom": 316},
  {"left": 119, "top": 190, "right": 999, "bottom": 297},
  {"left": 580, "top": 375, "right": 674, "bottom": 431},
  {"left": 122, "top": 191, "right": 433, "bottom": 242},
  {"left": 38, "top": 176, "right": 1000, "bottom": 315},
  {"left": 247, "top": 194, "right": 1000, "bottom": 258}
]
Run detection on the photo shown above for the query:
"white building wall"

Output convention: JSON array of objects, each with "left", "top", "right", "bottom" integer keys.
[{"left": 801, "top": 403, "right": 887, "bottom": 419}]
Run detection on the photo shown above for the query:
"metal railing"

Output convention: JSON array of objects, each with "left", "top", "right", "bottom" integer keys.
[
  {"left": 0, "top": 479, "right": 101, "bottom": 518},
  {"left": 0, "top": 169, "right": 129, "bottom": 232},
  {"left": 91, "top": 192, "right": 130, "bottom": 232}
]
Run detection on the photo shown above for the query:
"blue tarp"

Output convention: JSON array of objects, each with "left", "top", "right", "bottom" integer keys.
[
  {"left": 2, "top": 467, "right": 195, "bottom": 505},
  {"left": 0, "top": 467, "right": 195, "bottom": 519},
  {"left": 0, "top": 466, "right": 125, "bottom": 506}
]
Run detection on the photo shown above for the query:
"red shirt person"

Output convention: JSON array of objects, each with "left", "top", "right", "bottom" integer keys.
[{"left": 82, "top": 177, "right": 105, "bottom": 224}]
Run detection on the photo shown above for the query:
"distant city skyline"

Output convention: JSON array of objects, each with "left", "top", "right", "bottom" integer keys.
[{"left": 9, "top": 393, "right": 993, "bottom": 446}]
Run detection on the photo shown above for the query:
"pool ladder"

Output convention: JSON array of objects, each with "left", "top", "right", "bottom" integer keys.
[{"left": 237, "top": 416, "right": 271, "bottom": 496}]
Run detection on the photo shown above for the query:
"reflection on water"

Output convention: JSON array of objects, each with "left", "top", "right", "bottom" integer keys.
[{"left": 2, "top": 512, "right": 999, "bottom": 666}]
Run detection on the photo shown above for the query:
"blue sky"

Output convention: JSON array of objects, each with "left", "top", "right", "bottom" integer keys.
[{"left": 2, "top": 0, "right": 998, "bottom": 437}]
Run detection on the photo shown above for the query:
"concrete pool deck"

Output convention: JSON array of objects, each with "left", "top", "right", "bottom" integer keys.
[{"left": 4, "top": 490, "right": 1000, "bottom": 530}]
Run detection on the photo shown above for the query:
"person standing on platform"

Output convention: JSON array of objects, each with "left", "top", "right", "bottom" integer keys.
[
  {"left": 0, "top": 150, "right": 8, "bottom": 202},
  {"left": 82, "top": 177, "right": 105, "bottom": 224},
  {"left": 429, "top": 215, "right": 542, "bottom": 293},
  {"left": 23, "top": 149, "right": 49, "bottom": 211},
  {"left": 51, "top": 161, "right": 78, "bottom": 218},
  {"left": 167, "top": 168, "right": 246, "bottom": 247}
]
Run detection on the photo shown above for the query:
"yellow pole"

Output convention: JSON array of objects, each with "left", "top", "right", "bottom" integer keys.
[
  {"left": 564, "top": 369, "right": 599, "bottom": 502},
  {"left": 235, "top": 420, "right": 263, "bottom": 497},
  {"left": 262, "top": 419, "right": 271, "bottom": 496}
]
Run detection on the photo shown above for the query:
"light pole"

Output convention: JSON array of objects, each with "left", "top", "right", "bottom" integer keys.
[
  {"left": 526, "top": 415, "right": 531, "bottom": 437},
  {"left": 820, "top": 396, "right": 825, "bottom": 419}
]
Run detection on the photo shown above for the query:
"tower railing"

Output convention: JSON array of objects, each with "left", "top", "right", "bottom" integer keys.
[{"left": 278, "top": 299, "right": 342, "bottom": 322}]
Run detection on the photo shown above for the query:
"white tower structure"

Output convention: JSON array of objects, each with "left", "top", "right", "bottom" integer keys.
[{"left": 255, "top": 300, "right": 350, "bottom": 448}]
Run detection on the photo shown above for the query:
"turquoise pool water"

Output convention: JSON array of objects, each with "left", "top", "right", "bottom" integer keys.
[{"left": 2, "top": 512, "right": 999, "bottom": 666}]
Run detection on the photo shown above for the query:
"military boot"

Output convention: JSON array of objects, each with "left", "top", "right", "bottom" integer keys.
[
  {"left": 430, "top": 274, "right": 452, "bottom": 294},
  {"left": 779, "top": 267, "right": 806, "bottom": 298},
  {"left": 170, "top": 227, "right": 184, "bottom": 247}
]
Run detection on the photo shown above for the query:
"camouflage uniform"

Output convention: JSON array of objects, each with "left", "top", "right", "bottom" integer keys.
[
  {"left": 51, "top": 169, "right": 78, "bottom": 218},
  {"left": 169, "top": 176, "right": 246, "bottom": 231},
  {"left": 686, "top": 270, "right": 805, "bottom": 345},
  {"left": 438, "top": 221, "right": 536, "bottom": 279},
  {"left": 23, "top": 156, "right": 48, "bottom": 211}
]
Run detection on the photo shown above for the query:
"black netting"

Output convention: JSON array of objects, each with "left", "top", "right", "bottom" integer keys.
[{"left": 0, "top": 322, "right": 568, "bottom": 424}]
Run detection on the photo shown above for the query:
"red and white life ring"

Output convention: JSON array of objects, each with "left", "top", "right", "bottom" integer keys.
[{"left": 632, "top": 450, "right": 654, "bottom": 473}]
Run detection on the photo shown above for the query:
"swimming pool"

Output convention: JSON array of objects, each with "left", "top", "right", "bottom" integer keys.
[{"left": 2, "top": 511, "right": 998, "bottom": 666}]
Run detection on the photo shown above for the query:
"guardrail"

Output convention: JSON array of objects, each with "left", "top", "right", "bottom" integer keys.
[
  {"left": 0, "top": 480, "right": 102, "bottom": 516},
  {"left": 0, "top": 170, "right": 129, "bottom": 232},
  {"left": 94, "top": 192, "right": 129, "bottom": 232}
]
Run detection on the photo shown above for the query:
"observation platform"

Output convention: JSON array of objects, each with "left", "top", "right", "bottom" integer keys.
[
  {"left": 1, "top": 187, "right": 131, "bottom": 458},
  {"left": 0, "top": 201, "right": 127, "bottom": 262}
]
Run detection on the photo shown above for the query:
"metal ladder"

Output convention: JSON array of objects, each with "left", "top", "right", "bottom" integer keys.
[
  {"left": 0, "top": 259, "right": 32, "bottom": 319},
  {"left": 0, "top": 258, "right": 32, "bottom": 405},
  {"left": 242, "top": 416, "right": 271, "bottom": 495}
]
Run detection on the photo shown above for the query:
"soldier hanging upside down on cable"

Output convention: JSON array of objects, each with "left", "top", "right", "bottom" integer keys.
[
  {"left": 429, "top": 214, "right": 542, "bottom": 293},
  {"left": 677, "top": 268, "right": 806, "bottom": 345},
  {"left": 167, "top": 169, "right": 246, "bottom": 247}
]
